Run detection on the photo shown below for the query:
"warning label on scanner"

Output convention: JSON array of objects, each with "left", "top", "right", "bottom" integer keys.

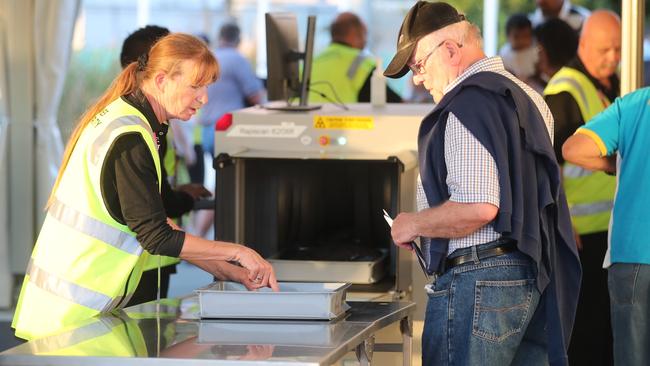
[{"left": 313, "top": 116, "right": 374, "bottom": 130}]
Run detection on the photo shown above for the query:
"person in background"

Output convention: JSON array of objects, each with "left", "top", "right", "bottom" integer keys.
[
  {"left": 563, "top": 86, "right": 650, "bottom": 366},
  {"left": 533, "top": 18, "right": 579, "bottom": 87},
  {"left": 310, "top": 12, "right": 402, "bottom": 104},
  {"left": 383, "top": 2, "right": 580, "bottom": 365},
  {"left": 120, "top": 25, "right": 211, "bottom": 306},
  {"left": 543, "top": 10, "right": 621, "bottom": 366},
  {"left": 185, "top": 33, "right": 211, "bottom": 190},
  {"left": 195, "top": 23, "right": 265, "bottom": 238},
  {"left": 499, "top": 13, "right": 538, "bottom": 85},
  {"left": 200, "top": 23, "right": 264, "bottom": 160},
  {"left": 531, "top": 0, "right": 591, "bottom": 32},
  {"left": 12, "top": 33, "right": 278, "bottom": 341}
]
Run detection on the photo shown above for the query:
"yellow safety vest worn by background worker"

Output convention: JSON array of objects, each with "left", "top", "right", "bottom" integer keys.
[
  {"left": 544, "top": 66, "right": 616, "bottom": 235},
  {"left": 310, "top": 43, "right": 376, "bottom": 103},
  {"left": 12, "top": 98, "right": 162, "bottom": 340},
  {"left": 142, "top": 125, "right": 181, "bottom": 272}
]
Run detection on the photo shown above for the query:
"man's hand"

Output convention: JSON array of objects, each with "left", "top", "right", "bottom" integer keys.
[{"left": 391, "top": 212, "right": 419, "bottom": 250}]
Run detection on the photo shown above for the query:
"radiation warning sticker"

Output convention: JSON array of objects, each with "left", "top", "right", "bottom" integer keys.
[{"left": 313, "top": 116, "right": 374, "bottom": 130}]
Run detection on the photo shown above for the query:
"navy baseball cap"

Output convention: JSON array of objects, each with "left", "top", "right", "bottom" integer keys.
[{"left": 384, "top": 1, "right": 465, "bottom": 79}]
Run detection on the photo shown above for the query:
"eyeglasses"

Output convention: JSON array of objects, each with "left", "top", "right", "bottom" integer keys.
[{"left": 408, "top": 40, "right": 463, "bottom": 75}]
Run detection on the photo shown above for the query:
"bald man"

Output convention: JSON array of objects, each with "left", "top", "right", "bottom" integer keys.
[
  {"left": 543, "top": 10, "right": 621, "bottom": 366},
  {"left": 309, "top": 12, "right": 401, "bottom": 104}
]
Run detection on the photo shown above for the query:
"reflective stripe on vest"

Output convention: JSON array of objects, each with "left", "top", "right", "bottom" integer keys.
[
  {"left": 347, "top": 53, "right": 369, "bottom": 80},
  {"left": 563, "top": 164, "right": 593, "bottom": 179},
  {"left": 26, "top": 260, "right": 124, "bottom": 313},
  {"left": 569, "top": 201, "right": 614, "bottom": 217},
  {"left": 49, "top": 199, "right": 141, "bottom": 256},
  {"left": 544, "top": 67, "right": 616, "bottom": 235}
]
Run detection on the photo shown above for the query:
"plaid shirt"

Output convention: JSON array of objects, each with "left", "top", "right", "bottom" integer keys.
[{"left": 417, "top": 56, "right": 553, "bottom": 257}]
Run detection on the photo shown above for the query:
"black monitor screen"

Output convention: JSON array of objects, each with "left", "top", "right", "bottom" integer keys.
[
  {"left": 265, "top": 13, "right": 300, "bottom": 102},
  {"left": 265, "top": 13, "right": 319, "bottom": 111}
]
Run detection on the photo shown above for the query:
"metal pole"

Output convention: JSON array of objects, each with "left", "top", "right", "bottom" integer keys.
[
  {"left": 6, "top": 0, "right": 35, "bottom": 277},
  {"left": 620, "top": 0, "right": 644, "bottom": 95},
  {"left": 136, "top": 0, "right": 150, "bottom": 28},
  {"left": 482, "top": 0, "right": 499, "bottom": 57}
]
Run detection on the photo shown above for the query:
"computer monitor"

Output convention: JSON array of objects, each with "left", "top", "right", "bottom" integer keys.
[{"left": 265, "top": 13, "right": 320, "bottom": 111}]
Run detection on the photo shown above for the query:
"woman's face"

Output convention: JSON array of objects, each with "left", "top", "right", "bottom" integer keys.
[{"left": 160, "top": 60, "right": 209, "bottom": 121}]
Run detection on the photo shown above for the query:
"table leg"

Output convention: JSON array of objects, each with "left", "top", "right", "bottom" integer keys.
[
  {"left": 400, "top": 317, "right": 413, "bottom": 366},
  {"left": 355, "top": 335, "right": 375, "bottom": 366}
]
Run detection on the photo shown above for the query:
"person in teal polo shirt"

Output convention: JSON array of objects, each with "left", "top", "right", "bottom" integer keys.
[{"left": 563, "top": 87, "right": 650, "bottom": 366}]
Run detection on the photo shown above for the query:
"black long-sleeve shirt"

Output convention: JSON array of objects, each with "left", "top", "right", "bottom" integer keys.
[
  {"left": 544, "top": 58, "right": 619, "bottom": 164},
  {"left": 100, "top": 91, "right": 187, "bottom": 257}
]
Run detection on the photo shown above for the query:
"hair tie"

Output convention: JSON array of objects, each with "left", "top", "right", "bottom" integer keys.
[{"left": 137, "top": 53, "right": 149, "bottom": 71}]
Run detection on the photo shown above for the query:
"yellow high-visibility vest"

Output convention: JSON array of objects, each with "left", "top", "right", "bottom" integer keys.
[
  {"left": 144, "top": 124, "right": 181, "bottom": 272},
  {"left": 310, "top": 43, "right": 376, "bottom": 103},
  {"left": 544, "top": 66, "right": 616, "bottom": 235},
  {"left": 163, "top": 126, "right": 177, "bottom": 184},
  {"left": 12, "top": 97, "right": 163, "bottom": 340}
]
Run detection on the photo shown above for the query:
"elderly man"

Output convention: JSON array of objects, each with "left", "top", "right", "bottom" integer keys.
[
  {"left": 383, "top": 2, "right": 581, "bottom": 365},
  {"left": 543, "top": 11, "right": 621, "bottom": 365},
  {"left": 563, "top": 87, "right": 650, "bottom": 366},
  {"left": 309, "top": 12, "right": 401, "bottom": 103}
]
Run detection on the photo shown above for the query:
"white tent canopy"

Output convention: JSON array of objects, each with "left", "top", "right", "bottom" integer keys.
[{"left": 0, "top": 0, "right": 79, "bottom": 308}]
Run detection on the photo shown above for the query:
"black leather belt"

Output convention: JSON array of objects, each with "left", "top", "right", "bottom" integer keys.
[{"left": 445, "top": 240, "right": 517, "bottom": 270}]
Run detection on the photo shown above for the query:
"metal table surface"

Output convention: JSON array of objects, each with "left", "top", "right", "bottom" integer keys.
[{"left": 0, "top": 297, "right": 415, "bottom": 366}]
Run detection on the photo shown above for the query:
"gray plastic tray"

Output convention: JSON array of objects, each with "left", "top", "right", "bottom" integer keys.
[
  {"left": 198, "top": 319, "right": 350, "bottom": 347},
  {"left": 196, "top": 281, "right": 351, "bottom": 320}
]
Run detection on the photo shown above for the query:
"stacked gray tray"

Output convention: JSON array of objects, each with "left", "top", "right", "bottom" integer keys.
[{"left": 196, "top": 281, "right": 351, "bottom": 320}]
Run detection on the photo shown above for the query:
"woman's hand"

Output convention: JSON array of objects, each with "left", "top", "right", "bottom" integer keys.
[
  {"left": 230, "top": 245, "right": 280, "bottom": 292},
  {"left": 191, "top": 260, "right": 264, "bottom": 291},
  {"left": 179, "top": 234, "right": 280, "bottom": 292}
]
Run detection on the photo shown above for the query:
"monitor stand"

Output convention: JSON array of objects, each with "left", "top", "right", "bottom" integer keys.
[{"left": 263, "top": 101, "right": 322, "bottom": 112}]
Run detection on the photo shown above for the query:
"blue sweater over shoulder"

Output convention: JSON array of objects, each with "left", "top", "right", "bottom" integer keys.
[{"left": 418, "top": 71, "right": 581, "bottom": 366}]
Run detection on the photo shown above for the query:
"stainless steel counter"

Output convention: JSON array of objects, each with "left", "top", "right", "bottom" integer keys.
[{"left": 0, "top": 297, "right": 415, "bottom": 365}]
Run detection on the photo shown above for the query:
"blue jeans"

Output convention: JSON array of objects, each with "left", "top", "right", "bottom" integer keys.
[
  {"left": 608, "top": 263, "right": 650, "bottom": 366},
  {"left": 422, "top": 249, "right": 547, "bottom": 366}
]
